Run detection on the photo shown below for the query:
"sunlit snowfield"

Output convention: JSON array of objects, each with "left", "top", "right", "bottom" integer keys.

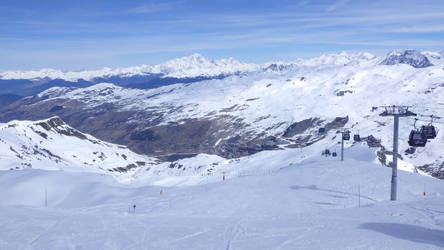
[
  {"left": 2, "top": 0, "right": 444, "bottom": 248},
  {"left": 1, "top": 145, "right": 443, "bottom": 249}
]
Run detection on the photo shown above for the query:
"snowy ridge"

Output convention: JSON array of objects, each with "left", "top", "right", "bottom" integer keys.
[
  {"left": 0, "top": 54, "right": 260, "bottom": 81},
  {"left": 0, "top": 117, "right": 157, "bottom": 178},
  {"left": 301, "top": 51, "right": 378, "bottom": 66},
  {"left": 3, "top": 50, "right": 442, "bottom": 82},
  {"left": 0, "top": 116, "right": 314, "bottom": 186},
  {"left": 0, "top": 116, "right": 241, "bottom": 185},
  {"left": 148, "top": 53, "right": 259, "bottom": 78}
]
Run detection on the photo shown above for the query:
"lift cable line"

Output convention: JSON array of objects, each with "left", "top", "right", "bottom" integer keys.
[
  {"left": 379, "top": 105, "right": 417, "bottom": 201},
  {"left": 406, "top": 117, "right": 444, "bottom": 124}
]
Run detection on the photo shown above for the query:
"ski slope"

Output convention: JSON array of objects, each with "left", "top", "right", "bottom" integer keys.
[{"left": 0, "top": 145, "right": 443, "bottom": 249}]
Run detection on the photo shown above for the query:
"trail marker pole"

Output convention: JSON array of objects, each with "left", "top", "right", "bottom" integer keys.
[{"left": 341, "top": 135, "right": 344, "bottom": 161}]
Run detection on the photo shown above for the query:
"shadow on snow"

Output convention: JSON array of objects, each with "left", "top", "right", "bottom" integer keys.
[{"left": 360, "top": 223, "right": 444, "bottom": 248}]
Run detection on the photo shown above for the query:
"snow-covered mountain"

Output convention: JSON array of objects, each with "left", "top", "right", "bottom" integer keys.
[
  {"left": 0, "top": 50, "right": 440, "bottom": 101},
  {"left": 380, "top": 49, "right": 433, "bottom": 68},
  {"left": 0, "top": 53, "right": 259, "bottom": 81},
  {"left": 0, "top": 116, "right": 250, "bottom": 185},
  {"left": 2, "top": 50, "right": 444, "bottom": 180},
  {"left": 1, "top": 50, "right": 433, "bottom": 81},
  {"left": 0, "top": 54, "right": 261, "bottom": 101},
  {"left": 1, "top": 50, "right": 444, "bottom": 249},
  {"left": 0, "top": 117, "right": 160, "bottom": 179}
]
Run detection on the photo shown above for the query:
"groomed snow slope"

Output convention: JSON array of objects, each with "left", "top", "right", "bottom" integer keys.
[{"left": 0, "top": 145, "right": 443, "bottom": 249}]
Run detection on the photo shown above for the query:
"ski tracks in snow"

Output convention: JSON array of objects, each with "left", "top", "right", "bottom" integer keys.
[
  {"left": 407, "top": 203, "right": 444, "bottom": 228},
  {"left": 224, "top": 219, "right": 244, "bottom": 250}
]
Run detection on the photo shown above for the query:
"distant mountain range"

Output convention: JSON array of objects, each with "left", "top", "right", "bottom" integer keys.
[
  {"left": 0, "top": 54, "right": 259, "bottom": 99},
  {"left": 1, "top": 50, "right": 441, "bottom": 103},
  {"left": 1, "top": 49, "right": 444, "bottom": 180}
]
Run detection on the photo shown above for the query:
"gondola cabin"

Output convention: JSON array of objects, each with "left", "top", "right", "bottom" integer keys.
[
  {"left": 408, "top": 130, "right": 427, "bottom": 147},
  {"left": 342, "top": 131, "right": 350, "bottom": 141},
  {"left": 420, "top": 125, "right": 437, "bottom": 139},
  {"left": 353, "top": 134, "right": 361, "bottom": 142},
  {"left": 318, "top": 127, "right": 326, "bottom": 133}
]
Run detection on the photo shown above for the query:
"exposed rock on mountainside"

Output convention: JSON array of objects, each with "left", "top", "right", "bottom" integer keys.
[{"left": 380, "top": 50, "right": 433, "bottom": 68}]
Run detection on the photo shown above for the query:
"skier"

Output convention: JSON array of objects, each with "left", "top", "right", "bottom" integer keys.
[{"left": 133, "top": 204, "right": 136, "bottom": 213}]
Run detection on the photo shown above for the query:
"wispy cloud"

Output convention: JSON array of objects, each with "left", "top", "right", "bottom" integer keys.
[
  {"left": 125, "top": 2, "right": 175, "bottom": 14},
  {"left": 1, "top": 0, "right": 444, "bottom": 70},
  {"left": 325, "top": 0, "right": 351, "bottom": 12},
  {"left": 381, "top": 24, "right": 444, "bottom": 33}
]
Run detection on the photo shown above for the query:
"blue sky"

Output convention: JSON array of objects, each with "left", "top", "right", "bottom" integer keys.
[{"left": 1, "top": 0, "right": 444, "bottom": 70}]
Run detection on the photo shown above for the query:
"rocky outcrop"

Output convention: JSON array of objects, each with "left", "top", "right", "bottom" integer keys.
[
  {"left": 417, "top": 162, "right": 444, "bottom": 179},
  {"left": 282, "top": 118, "right": 321, "bottom": 137},
  {"left": 380, "top": 50, "right": 433, "bottom": 68}
]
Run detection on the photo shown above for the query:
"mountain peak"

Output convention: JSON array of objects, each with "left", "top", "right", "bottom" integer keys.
[
  {"left": 34, "top": 116, "right": 68, "bottom": 131},
  {"left": 160, "top": 53, "right": 212, "bottom": 68},
  {"left": 189, "top": 53, "right": 207, "bottom": 60},
  {"left": 151, "top": 53, "right": 258, "bottom": 77},
  {"left": 380, "top": 49, "right": 433, "bottom": 68}
]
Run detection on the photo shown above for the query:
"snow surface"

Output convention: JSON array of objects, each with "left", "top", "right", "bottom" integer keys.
[{"left": 0, "top": 145, "right": 443, "bottom": 249}]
